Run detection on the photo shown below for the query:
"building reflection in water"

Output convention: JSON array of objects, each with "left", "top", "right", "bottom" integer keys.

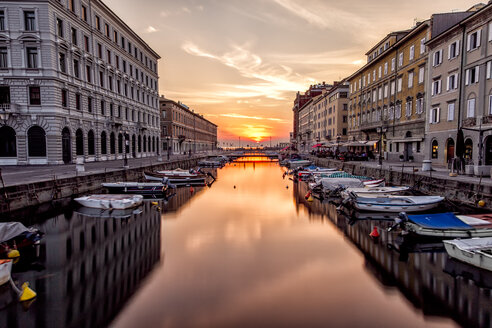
[
  {"left": 293, "top": 180, "right": 492, "bottom": 328},
  {"left": 0, "top": 201, "right": 161, "bottom": 328}
]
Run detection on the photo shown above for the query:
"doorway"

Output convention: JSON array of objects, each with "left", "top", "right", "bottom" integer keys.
[{"left": 62, "top": 127, "right": 71, "bottom": 164}]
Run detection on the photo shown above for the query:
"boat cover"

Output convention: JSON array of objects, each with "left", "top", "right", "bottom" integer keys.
[
  {"left": 0, "top": 222, "right": 30, "bottom": 243},
  {"left": 408, "top": 213, "right": 472, "bottom": 229}
]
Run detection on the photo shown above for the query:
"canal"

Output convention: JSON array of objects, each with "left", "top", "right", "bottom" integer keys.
[{"left": 0, "top": 160, "right": 490, "bottom": 327}]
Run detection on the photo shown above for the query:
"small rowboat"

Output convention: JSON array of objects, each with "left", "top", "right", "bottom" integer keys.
[
  {"left": 352, "top": 195, "right": 443, "bottom": 213},
  {"left": 144, "top": 172, "right": 208, "bottom": 185},
  {"left": 341, "top": 186, "right": 410, "bottom": 198},
  {"left": 74, "top": 194, "right": 143, "bottom": 209},
  {"left": 102, "top": 182, "right": 174, "bottom": 195},
  {"left": 444, "top": 237, "right": 492, "bottom": 271}
]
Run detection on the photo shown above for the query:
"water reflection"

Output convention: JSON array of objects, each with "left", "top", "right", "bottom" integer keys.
[{"left": 0, "top": 201, "right": 161, "bottom": 328}]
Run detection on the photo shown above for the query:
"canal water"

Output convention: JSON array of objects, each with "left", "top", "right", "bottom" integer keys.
[{"left": 0, "top": 160, "right": 490, "bottom": 327}]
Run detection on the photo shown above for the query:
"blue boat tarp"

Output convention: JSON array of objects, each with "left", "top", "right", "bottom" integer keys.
[{"left": 408, "top": 212, "right": 472, "bottom": 229}]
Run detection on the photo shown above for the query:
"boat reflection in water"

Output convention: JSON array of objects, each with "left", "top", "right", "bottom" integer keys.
[
  {"left": 0, "top": 201, "right": 161, "bottom": 328},
  {"left": 293, "top": 180, "right": 492, "bottom": 328}
]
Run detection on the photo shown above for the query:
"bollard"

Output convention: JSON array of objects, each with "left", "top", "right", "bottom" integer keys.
[{"left": 76, "top": 157, "right": 85, "bottom": 173}]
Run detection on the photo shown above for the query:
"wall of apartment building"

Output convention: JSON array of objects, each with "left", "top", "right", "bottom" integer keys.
[
  {"left": 425, "top": 27, "right": 463, "bottom": 165},
  {"left": 0, "top": 0, "right": 160, "bottom": 165},
  {"left": 160, "top": 98, "right": 217, "bottom": 155}
]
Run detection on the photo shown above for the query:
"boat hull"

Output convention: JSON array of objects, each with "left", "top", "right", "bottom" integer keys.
[
  {"left": 406, "top": 223, "right": 492, "bottom": 238},
  {"left": 0, "top": 260, "right": 12, "bottom": 286},
  {"left": 354, "top": 200, "right": 441, "bottom": 213},
  {"left": 74, "top": 194, "right": 143, "bottom": 209},
  {"left": 444, "top": 239, "right": 492, "bottom": 270},
  {"left": 102, "top": 183, "right": 172, "bottom": 195},
  {"left": 144, "top": 173, "right": 207, "bottom": 185}
]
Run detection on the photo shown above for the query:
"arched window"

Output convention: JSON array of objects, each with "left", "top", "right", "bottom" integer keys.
[
  {"left": 152, "top": 136, "right": 156, "bottom": 153},
  {"left": 138, "top": 135, "right": 141, "bottom": 152},
  {"left": 118, "top": 133, "right": 123, "bottom": 153},
  {"left": 156, "top": 137, "right": 159, "bottom": 155},
  {"left": 0, "top": 126, "right": 16, "bottom": 157},
  {"left": 28, "top": 126, "right": 46, "bottom": 157},
  {"left": 101, "top": 131, "right": 107, "bottom": 155},
  {"left": 465, "top": 139, "right": 473, "bottom": 160},
  {"left": 88, "top": 130, "right": 95, "bottom": 155},
  {"left": 148, "top": 136, "right": 151, "bottom": 153},
  {"left": 143, "top": 135, "right": 147, "bottom": 152},
  {"left": 431, "top": 140, "right": 438, "bottom": 159},
  {"left": 110, "top": 132, "right": 115, "bottom": 154},
  {"left": 76, "top": 129, "right": 84, "bottom": 155},
  {"left": 132, "top": 135, "right": 136, "bottom": 157},
  {"left": 125, "top": 134, "right": 130, "bottom": 154}
]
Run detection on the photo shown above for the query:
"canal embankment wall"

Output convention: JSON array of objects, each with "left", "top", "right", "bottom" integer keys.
[
  {"left": 311, "top": 157, "right": 491, "bottom": 209},
  {"left": 0, "top": 157, "right": 204, "bottom": 214}
]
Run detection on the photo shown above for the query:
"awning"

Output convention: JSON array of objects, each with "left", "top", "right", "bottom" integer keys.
[
  {"left": 312, "top": 143, "right": 323, "bottom": 148},
  {"left": 346, "top": 141, "right": 377, "bottom": 147}
]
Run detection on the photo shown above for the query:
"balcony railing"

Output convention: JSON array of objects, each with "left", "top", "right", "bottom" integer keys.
[
  {"left": 463, "top": 117, "right": 476, "bottom": 127},
  {"left": 0, "top": 103, "right": 18, "bottom": 112},
  {"left": 483, "top": 115, "right": 492, "bottom": 125}
]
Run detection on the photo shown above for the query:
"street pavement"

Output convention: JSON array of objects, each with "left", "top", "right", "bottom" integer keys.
[{"left": 0, "top": 153, "right": 213, "bottom": 187}]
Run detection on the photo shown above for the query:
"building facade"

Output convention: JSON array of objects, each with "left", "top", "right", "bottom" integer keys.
[
  {"left": 159, "top": 96, "right": 217, "bottom": 156},
  {"left": 0, "top": 0, "right": 160, "bottom": 165},
  {"left": 426, "top": 3, "right": 492, "bottom": 166}
]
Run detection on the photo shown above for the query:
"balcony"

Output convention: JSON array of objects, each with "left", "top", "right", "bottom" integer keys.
[
  {"left": 483, "top": 115, "right": 492, "bottom": 125},
  {"left": 0, "top": 103, "right": 19, "bottom": 113},
  {"left": 463, "top": 117, "right": 476, "bottom": 127},
  {"left": 136, "top": 122, "right": 147, "bottom": 131},
  {"left": 178, "top": 134, "right": 186, "bottom": 143}
]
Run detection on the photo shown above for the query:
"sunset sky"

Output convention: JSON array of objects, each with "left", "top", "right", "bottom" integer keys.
[{"left": 106, "top": 0, "right": 481, "bottom": 146}]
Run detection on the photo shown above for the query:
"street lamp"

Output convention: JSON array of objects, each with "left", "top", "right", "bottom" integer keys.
[
  {"left": 166, "top": 136, "right": 171, "bottom": 160},
  {"left": 124, "top": 132, "right": 129, "bottom": 168},
  {"left": 377, "top": 126, "right": 387, "bottom": 166}
]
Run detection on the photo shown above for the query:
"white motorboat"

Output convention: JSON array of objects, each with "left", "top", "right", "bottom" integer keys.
[
  {"left": 75, "top": 194, "right": 143, "bottom": 209},
  {"left": 352, "top": 195, "right": 443, "bottom": 212},
  {"left": 444, "top": 237, "right": 492, "bottom": 271},
  {"left": 341, "top": 186, "right": 410, "bottom": 199},
  {"left": 287, "top": 159, "right": 312, "bottom": 168},
  {"left": 0, "top": 259, "right": 12, "bottom": 285},
  {"left": 156, "top": 168, "right": 198, "bottom": 177}
]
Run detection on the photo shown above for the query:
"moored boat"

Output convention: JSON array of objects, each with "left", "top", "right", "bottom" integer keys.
[
  {"left": 0, "top": 222, "right": 43, "bottom": 258},
  {"left": 144, "top": 171, "right": 208, "bottom": 185},
  {"left": 0, "top": 259, "right": 12, "bottom": 285},
  {"left": 390, "top": 212, "right": 492, "bottom": 238},
  {"left": 444, "top": 237, "right": 492, "bottom": 271},
  {"left": 102, "top": 182, "right": 175, "bottom": 195},
  {"left": 341, "top": 186, "right": 410, "bottom": 199},
  {"left": 351, "top": 195, "right": 444, "bottom": 213},
  {"left": 74, "top": 194, "right": 143, "bottom": 209}
]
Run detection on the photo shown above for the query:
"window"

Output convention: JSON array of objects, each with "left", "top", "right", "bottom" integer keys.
[
  {"left": 29, "top": 86, "right": 41, "bottom": 105},
  {"left": 88, "top": 96, "right": 92, "bottom": 113},
  {"left": 432, "top": 79, "right": 441, "bottom": 96},
  {"left": 97, "top": 43, "right": 102, "bottom": 58},
  {"left": 105, "top": 23, "right": 110, "bottom": 37},
  {"left": 384, "top": 84, "right": 388, "bottom": 98},
  {"left": 82, "top": 6, "right": 88, "bottom": 22},
  {"left": 397, "top": 77, "right": 402, "bottom": 92},
  {"left": 430, "top": 107, "right": 440, "bottom": 124},
  {"left": 465, "top": 66, "right": 480, "bottom": 85},
  {"left": 432, "top": 140, "right": 438, "bottom": 159},
  {"left": 378, "top": 66, "right": 382, "bottom": 79},
  {"left": 447, "top": 103, "right": 455, "bottom": 121},
  {"left": 106, "top": 49, "right": 111, "bottom": 64},
  {"left": 384, "top": 62, "right": 388, "bottom": 75},
  {"left": 398, "top": 53, "right": 403, "bottom": 67},
  {"left": 95, "top": 15, "right": 101, "bottom": 30},
  {"left": 395, "top": 103, "right": 402, "bottom": 119},
  {"left": 391, "top": 58, "right": 395, "bottom": 71},
  {"left": 0, "top": 47, "right": 7, "bottom": 68},
  {"left": 418, "top": 66, "right": 425, "bottom": 84},
  {"left": 408, "top": 71, "right": 414, "bottom": 88},
  {"left": 416, "top": 97, "right": 424, "bottom": 114},
  {"left": 113, "top": 30, "right": 118, "bottom": 43},
  {"left": 101, "top": 100, "right": 105, "bottom": 115},
  {"left": 56, "top": 18, "right": 63, "bottom": 37},
  {"left": 488, "top": 61, "right": 492, "bottom": 79},
  {"left": 121, "top": 36, "right": 125, "bottom": 49},
  {"left": 433, "top": 50, "right": 443, "bottom": 66},
  {"left": 448, "top": 40, "right": 460, "bottom": 59},
  {"left": 71, "top": 28, "right": 77, "bottom": 45},
  {"left": 420, "top": 38, "right": 426, "bottom": 54},
  {"left": 405, "top": 100, "right": 412, "bottom": 117},
  {"left": 84, "top": 35, "right": 90, "bottom": 52},
  {"left": 99, "top": 71, "right": 104, "bottom": 87},
  {"left": 85, "top": 65, "right": 91, "bottom": 82},
  {"left": 26, "top": 47, "right": 38, "bottom": 68},
  {"left": 75, "top": 93, "right": 81, "bottom": 110},
  {"left": 0, "top": 10, "right": 5, "bottom": 30},
  {"left": 467, "top": 98, "right": 476, "bottom": 117},
  {"left": 68, "top": 0, "right": 75, "bottom": 12},
  {"left": 390, "top": 80, "right": 395, "bottom": 95},
  {"left": 24, "top": 11, "right": 35, "bottom": 31},
  {"left": 61, "top": 89, "right": 68, "bottom": 107},
  {"left": 447, "top": 73, "right": 458, "bottom": 90},
  {"left": 467, "top": 30, "right": 481, "bottom": 51},
  {"left": 28, "top": 126, "right": 46, "bottom": 157},
  {"left": 409, "top": 45, "right": 415, "bottom": 60},
  {"left": 489, "top": 94, "right": 492, "bottom": 115},
  {"left": 59, "top": 52, "right": 66, "bottom": 73},
  {"left": 73, "top": 59, "right": 79, "bottom": 78}
]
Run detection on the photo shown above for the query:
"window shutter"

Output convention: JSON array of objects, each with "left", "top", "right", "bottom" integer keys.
[
  {"left": 467, "top": 34, "right": 471, "bottom": 51},
  {"left": 433, "top": 52, "right": 436, "bottom": 66},
  {"left": 476, "top": 66, "right": 480, "bottom": 83},
  {"left": 439, "top": 50, "right": 443, "bottom": 64},
  {"left": 465, "top": 69, "right": 470, "bottom": 85},
  {"left": 429, "top": 109, "right": 433, "bottom": 123},
  {"left": 438, "top": 80, "right": 442, "bottom": 94},
  {"left": 487, "top": 61, "right": 491, "bottom": 79},
  {"left": 477, "top": 30, "right": 482, "bottom": 47},
  {"left": 447, "top": 76, "right": 450, "bottom": 91},
  {"left": 437, "top": 108, "right": 440, "bottom": 123},
  {"left": 456, "top": 40, "right": 460, "bottom": 56},
  {"left": 448, "top": 45, "right": 451, "bottom": 60}
]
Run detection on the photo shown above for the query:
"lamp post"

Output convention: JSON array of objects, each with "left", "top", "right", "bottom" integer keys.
[
  {"left": 166, "top": 136, "right": 171, "bottom": 161},
  {"left": 377, "top": 126, "right": 387, "bottom": 166},
  {"left": 124, "top": 132, "right": 129, "bottom": 168},
  {"left": 336, "top": 134, "right": 341, "bottom": 154}
]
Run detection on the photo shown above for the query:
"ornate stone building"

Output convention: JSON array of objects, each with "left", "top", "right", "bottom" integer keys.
[
  {"left": 0, "top": 0, "right": 160, "bottom": 165},
  {"left": 159, "top": 96, "right": 217, "bottom": 155}
]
